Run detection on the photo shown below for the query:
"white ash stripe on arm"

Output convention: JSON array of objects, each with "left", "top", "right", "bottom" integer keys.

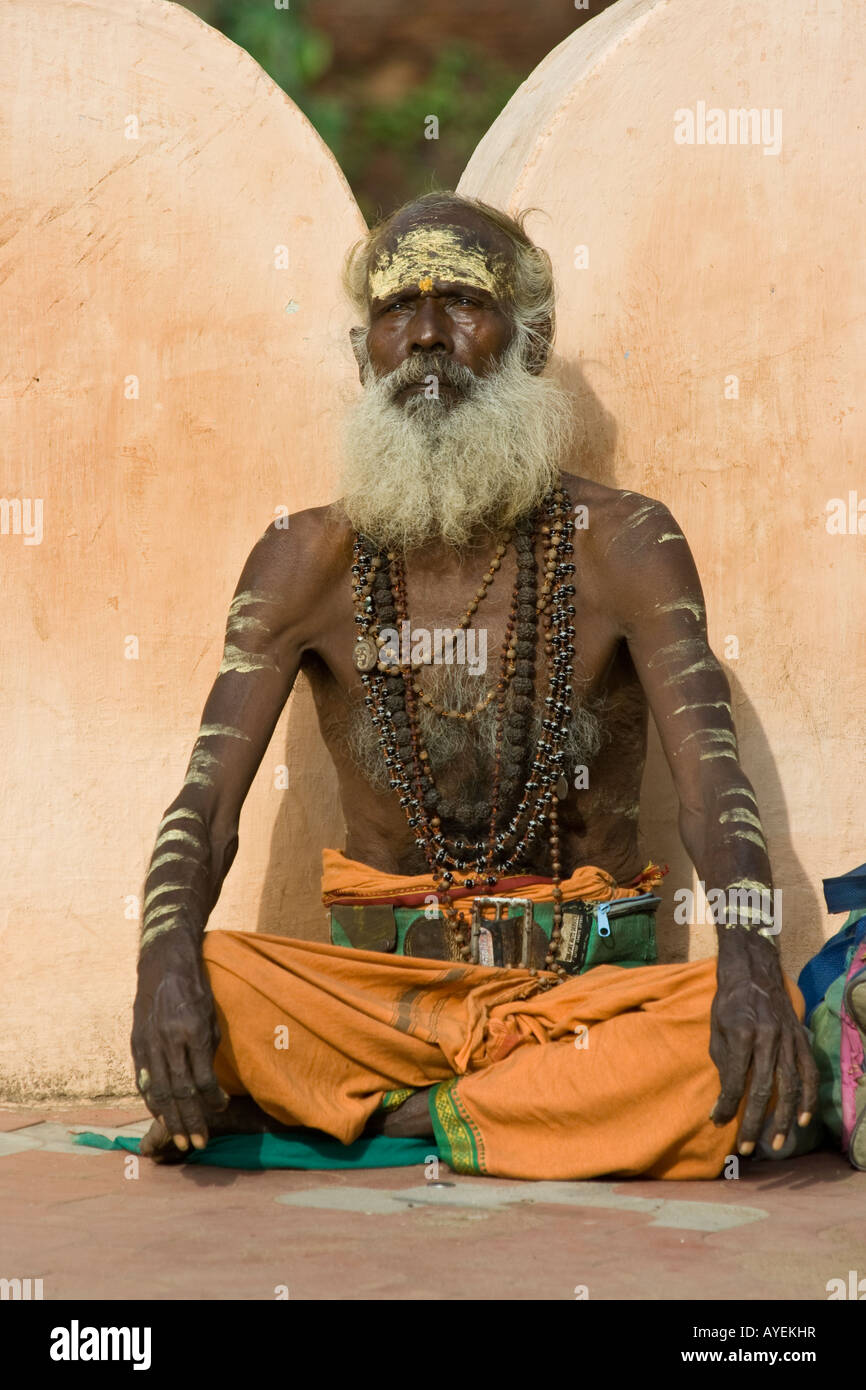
[
  {"left": 723, "top": 827, "right": 768, "bottom": 850},
  {"left": 153, "top": 827, "right": 209, "bottom": 853},
  {"left": 679, "top": 727, "right": 738, "bottom": 751},
  {"left": 671, "top": 699, "right": 732, "bottom": 717},
  {"left": 720, "top": 807, "right": 763, "bottom": 830},
  {"left": 721, "top": 878, "right": 777, "bottom": 932},
  {"left": 663, "top": 658, "right": 719, "bottom": 686},
  {"left": 140, "top": 902, "right": 188, "bottom": 931},
  {"left": 140, "top": 919, "right": 190, "bottom": 954},
  {"left": 146, "top": 852, "right": 189, "bottom": 876},
  {"left": 657, "top": 598, "right": 706, "bottom": 621},
  {"left": 718, "top": 785, "right": 759, "bottom": 807},
  {"left": 225, "top": 614, "right": 271, "bottom": 639},
  {"left": 218, "top": 645, "right": 280, "bottom": 676},
  {"left": 647, "top": 637, "right": 707, "bottom": 670},
  {"left": 143, "top": 881, "right": 206, "bottom": 917},
  {"left": 156, "top": 807, "right": 208, "bottom": 836},
  {"left": 182, "top": 746, "right": 225, "bottom": 791},
  {"left": 227, "top": 588, "right": 286, "bottom": 615},
  {"left": 197, "top": 724, "right": 253, "bottom": 742}
]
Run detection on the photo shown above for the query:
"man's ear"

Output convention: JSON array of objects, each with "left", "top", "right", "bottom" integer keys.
[
  {"left": 523, "top": 315, "right": 553, "bottom": 375},
  {"left": 349, "top": 325, "right": 369, "bottom": 382}
]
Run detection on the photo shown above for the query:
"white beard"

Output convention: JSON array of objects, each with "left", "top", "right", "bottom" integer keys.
[{"left": 338, "top": 341, "right": 576, "bottom": 552}]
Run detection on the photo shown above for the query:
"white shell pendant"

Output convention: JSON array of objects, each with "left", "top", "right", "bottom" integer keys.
[{"left": 353, "top": 636, "right": 378, "bottom": 672}]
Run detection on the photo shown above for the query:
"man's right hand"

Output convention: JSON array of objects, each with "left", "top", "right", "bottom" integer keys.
[{"left": 131, "top": 925, "right": 229, "bottom": 1154}]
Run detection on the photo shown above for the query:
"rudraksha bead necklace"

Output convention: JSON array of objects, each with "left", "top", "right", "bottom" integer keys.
[
  {"left": 385, "top": 528, "right": 515, "bottom": 722},
  {"left": 351, "top": 487, "right": 576, "bottom": 976},
  {"left": 389, "top": 519, "right": 532, "bottom": 828}
]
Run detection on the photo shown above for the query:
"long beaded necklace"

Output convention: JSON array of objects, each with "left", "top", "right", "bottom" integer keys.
[
  {"left": 351, "top": 487, "right": 577, "bottom": 978},
  {"left": 389, "top": 524, "right": 529, "bottom": 830},
  {"left": 384, "top": 529, "right": 515, "bottom": 721}
]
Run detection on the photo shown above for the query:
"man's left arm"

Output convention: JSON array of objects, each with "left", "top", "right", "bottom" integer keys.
[{"left": 605, "top": 494, "right": 818, "bottom": 1154}]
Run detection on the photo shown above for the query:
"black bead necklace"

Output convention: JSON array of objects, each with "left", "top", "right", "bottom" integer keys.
[{"left": 351, "top": 487, "right": 577, "bottom": 974}]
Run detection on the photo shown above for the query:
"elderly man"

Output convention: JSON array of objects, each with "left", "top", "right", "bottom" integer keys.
[{"left": 131, "top": 191, "right": 818, "bottom": 1178}]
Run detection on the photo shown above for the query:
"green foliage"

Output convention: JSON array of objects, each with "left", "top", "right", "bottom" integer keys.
[
  {"left": 192, "top": 0, "right": 346, "bottom": 152},
  {"left": 363, "top": 45, "right": 515, "bottom": 156},
  {"left": 228, "top": 6, "right": 331, "bottom": 87},
  {"left": 183, "top": 2, "right": 521, "bottom": 219},
  {"left": 338, "top": 44, "right": 520, "bottom": 221}
]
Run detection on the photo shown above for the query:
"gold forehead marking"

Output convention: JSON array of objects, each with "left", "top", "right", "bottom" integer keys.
[{"left": 368, "top": 225, "right": 506, "bottom": 301}]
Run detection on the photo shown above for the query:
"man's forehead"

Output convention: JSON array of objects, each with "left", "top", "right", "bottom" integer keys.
[{"left": 367, "top": 220, "right": 512, "bottom": 304}]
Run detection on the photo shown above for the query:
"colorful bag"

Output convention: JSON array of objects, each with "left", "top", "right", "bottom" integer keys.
[
  {"left": 798, "top": 862, "right": 866, "bottom": 1170},
  {"left": 840, "top": 938, "right": 866, "bottom": 1169}
]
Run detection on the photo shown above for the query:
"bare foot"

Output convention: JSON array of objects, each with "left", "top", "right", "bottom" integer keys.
[
  {"left": 139, "top": 1116, "right": 189, "bottom": 1164},
  {"left": 139, "top": 1097, "right": 294, "bottom": 1163},
  {"left": 140, "top": 1092, "right": 434, "bottom": 1163},
  {"left": 376, "top": 1090, "right": 434, "bottom": 1139}
]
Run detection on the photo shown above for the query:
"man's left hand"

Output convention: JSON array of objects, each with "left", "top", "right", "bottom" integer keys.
[{"left": 709, "top": 929, "right": 819, "bottom": 1154}]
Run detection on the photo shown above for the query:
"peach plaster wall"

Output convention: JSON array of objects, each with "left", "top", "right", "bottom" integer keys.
[
  {"left": 460, "top": 0, "right": 865, "bottom": 973},
  {"left": 0, "top": 0, "right": 363, "bottom": 1097},
  {"left": 2, "top": 0, "right": 863, "bottom": 1097}
]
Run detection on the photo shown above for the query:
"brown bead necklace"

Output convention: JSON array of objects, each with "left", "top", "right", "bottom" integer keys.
[
  {"left": 351, "top": 487, "right": 577, "bottom": 976},
  {"left": 379, "top": 528, "right": 515, "bottom": 720}
]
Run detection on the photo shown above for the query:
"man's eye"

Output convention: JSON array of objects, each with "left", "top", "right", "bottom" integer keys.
[{"left": 387, "top": 301, "right": 406, "bottom": 312}]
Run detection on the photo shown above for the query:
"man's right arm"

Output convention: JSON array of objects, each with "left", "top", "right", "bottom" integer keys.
[{"left": 131, "top": 514, "right": 325, "bottom": 1150}]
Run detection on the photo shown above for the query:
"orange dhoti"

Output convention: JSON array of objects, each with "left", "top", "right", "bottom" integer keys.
[
  {"left": 202, "top": 851, "right": 804, "bottom": 1181},
  {"left": 202, "top": 931, "right": 802, "bottom": 1181}
]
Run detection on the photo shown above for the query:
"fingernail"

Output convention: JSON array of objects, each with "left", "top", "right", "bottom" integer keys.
[
  {"left": 190, "top": 1134, "right": 206, "bottom": 1150},
  {"left": 738, "top": 1141, "right": 755, "bottom": 1156},
  {"left": 772, "top": 1133, "right": 786, "bottom": 1151},
  {"left": 173, "top": 1135, "right": 189, "bottom": 1151},
  {"left": 798, "top": 1111, "right": 812, "bottom": 1127}
]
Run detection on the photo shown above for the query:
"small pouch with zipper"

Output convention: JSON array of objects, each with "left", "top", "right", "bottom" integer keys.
[{"left": 555, "top": 893, "right": 661, "bottom": 974}]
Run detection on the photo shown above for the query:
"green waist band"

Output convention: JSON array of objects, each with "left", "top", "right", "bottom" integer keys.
[{"left": 329, "top": 894, "right": 660, "bottom": 974}]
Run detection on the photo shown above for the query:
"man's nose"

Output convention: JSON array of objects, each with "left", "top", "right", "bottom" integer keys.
[{"left": 409, "top": 297, "right": 453, "bottom": 355}]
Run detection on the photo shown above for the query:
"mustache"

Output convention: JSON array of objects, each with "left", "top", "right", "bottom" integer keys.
[{"left": 378, "top": 353, "right": 480, "bottom": 399}]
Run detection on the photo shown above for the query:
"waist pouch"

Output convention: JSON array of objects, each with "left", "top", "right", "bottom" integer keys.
[{"left": 329, "top": 893, "right": 660, "bottom": 974}]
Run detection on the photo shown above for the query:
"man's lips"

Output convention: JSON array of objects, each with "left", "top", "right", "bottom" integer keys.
[{"left": 394, "top": 379, "right": 462, "bottom": 400}]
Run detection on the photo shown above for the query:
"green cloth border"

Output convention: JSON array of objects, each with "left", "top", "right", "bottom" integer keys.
[
  {"left": 378, "top": 1087, "right": 416, "bottom": 1112},
  {"left": 74, "top": 1129, "right": 436, "bottom": 1170},
  {"left": 428, "top": 1077, "right": 485, "bottom": 1175}
]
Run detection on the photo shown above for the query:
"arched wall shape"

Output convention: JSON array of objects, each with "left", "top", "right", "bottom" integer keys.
[
  {"left": 0, "top": 0, "right": 365, "bottom": 1096},
  {"left": 459, "top": 0, "right": 865, "bottom": 971}
]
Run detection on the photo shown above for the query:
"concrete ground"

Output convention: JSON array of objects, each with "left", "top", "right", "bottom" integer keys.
[{"left": 2, "top": 1099, "right": 865, "bottom": 1302}]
